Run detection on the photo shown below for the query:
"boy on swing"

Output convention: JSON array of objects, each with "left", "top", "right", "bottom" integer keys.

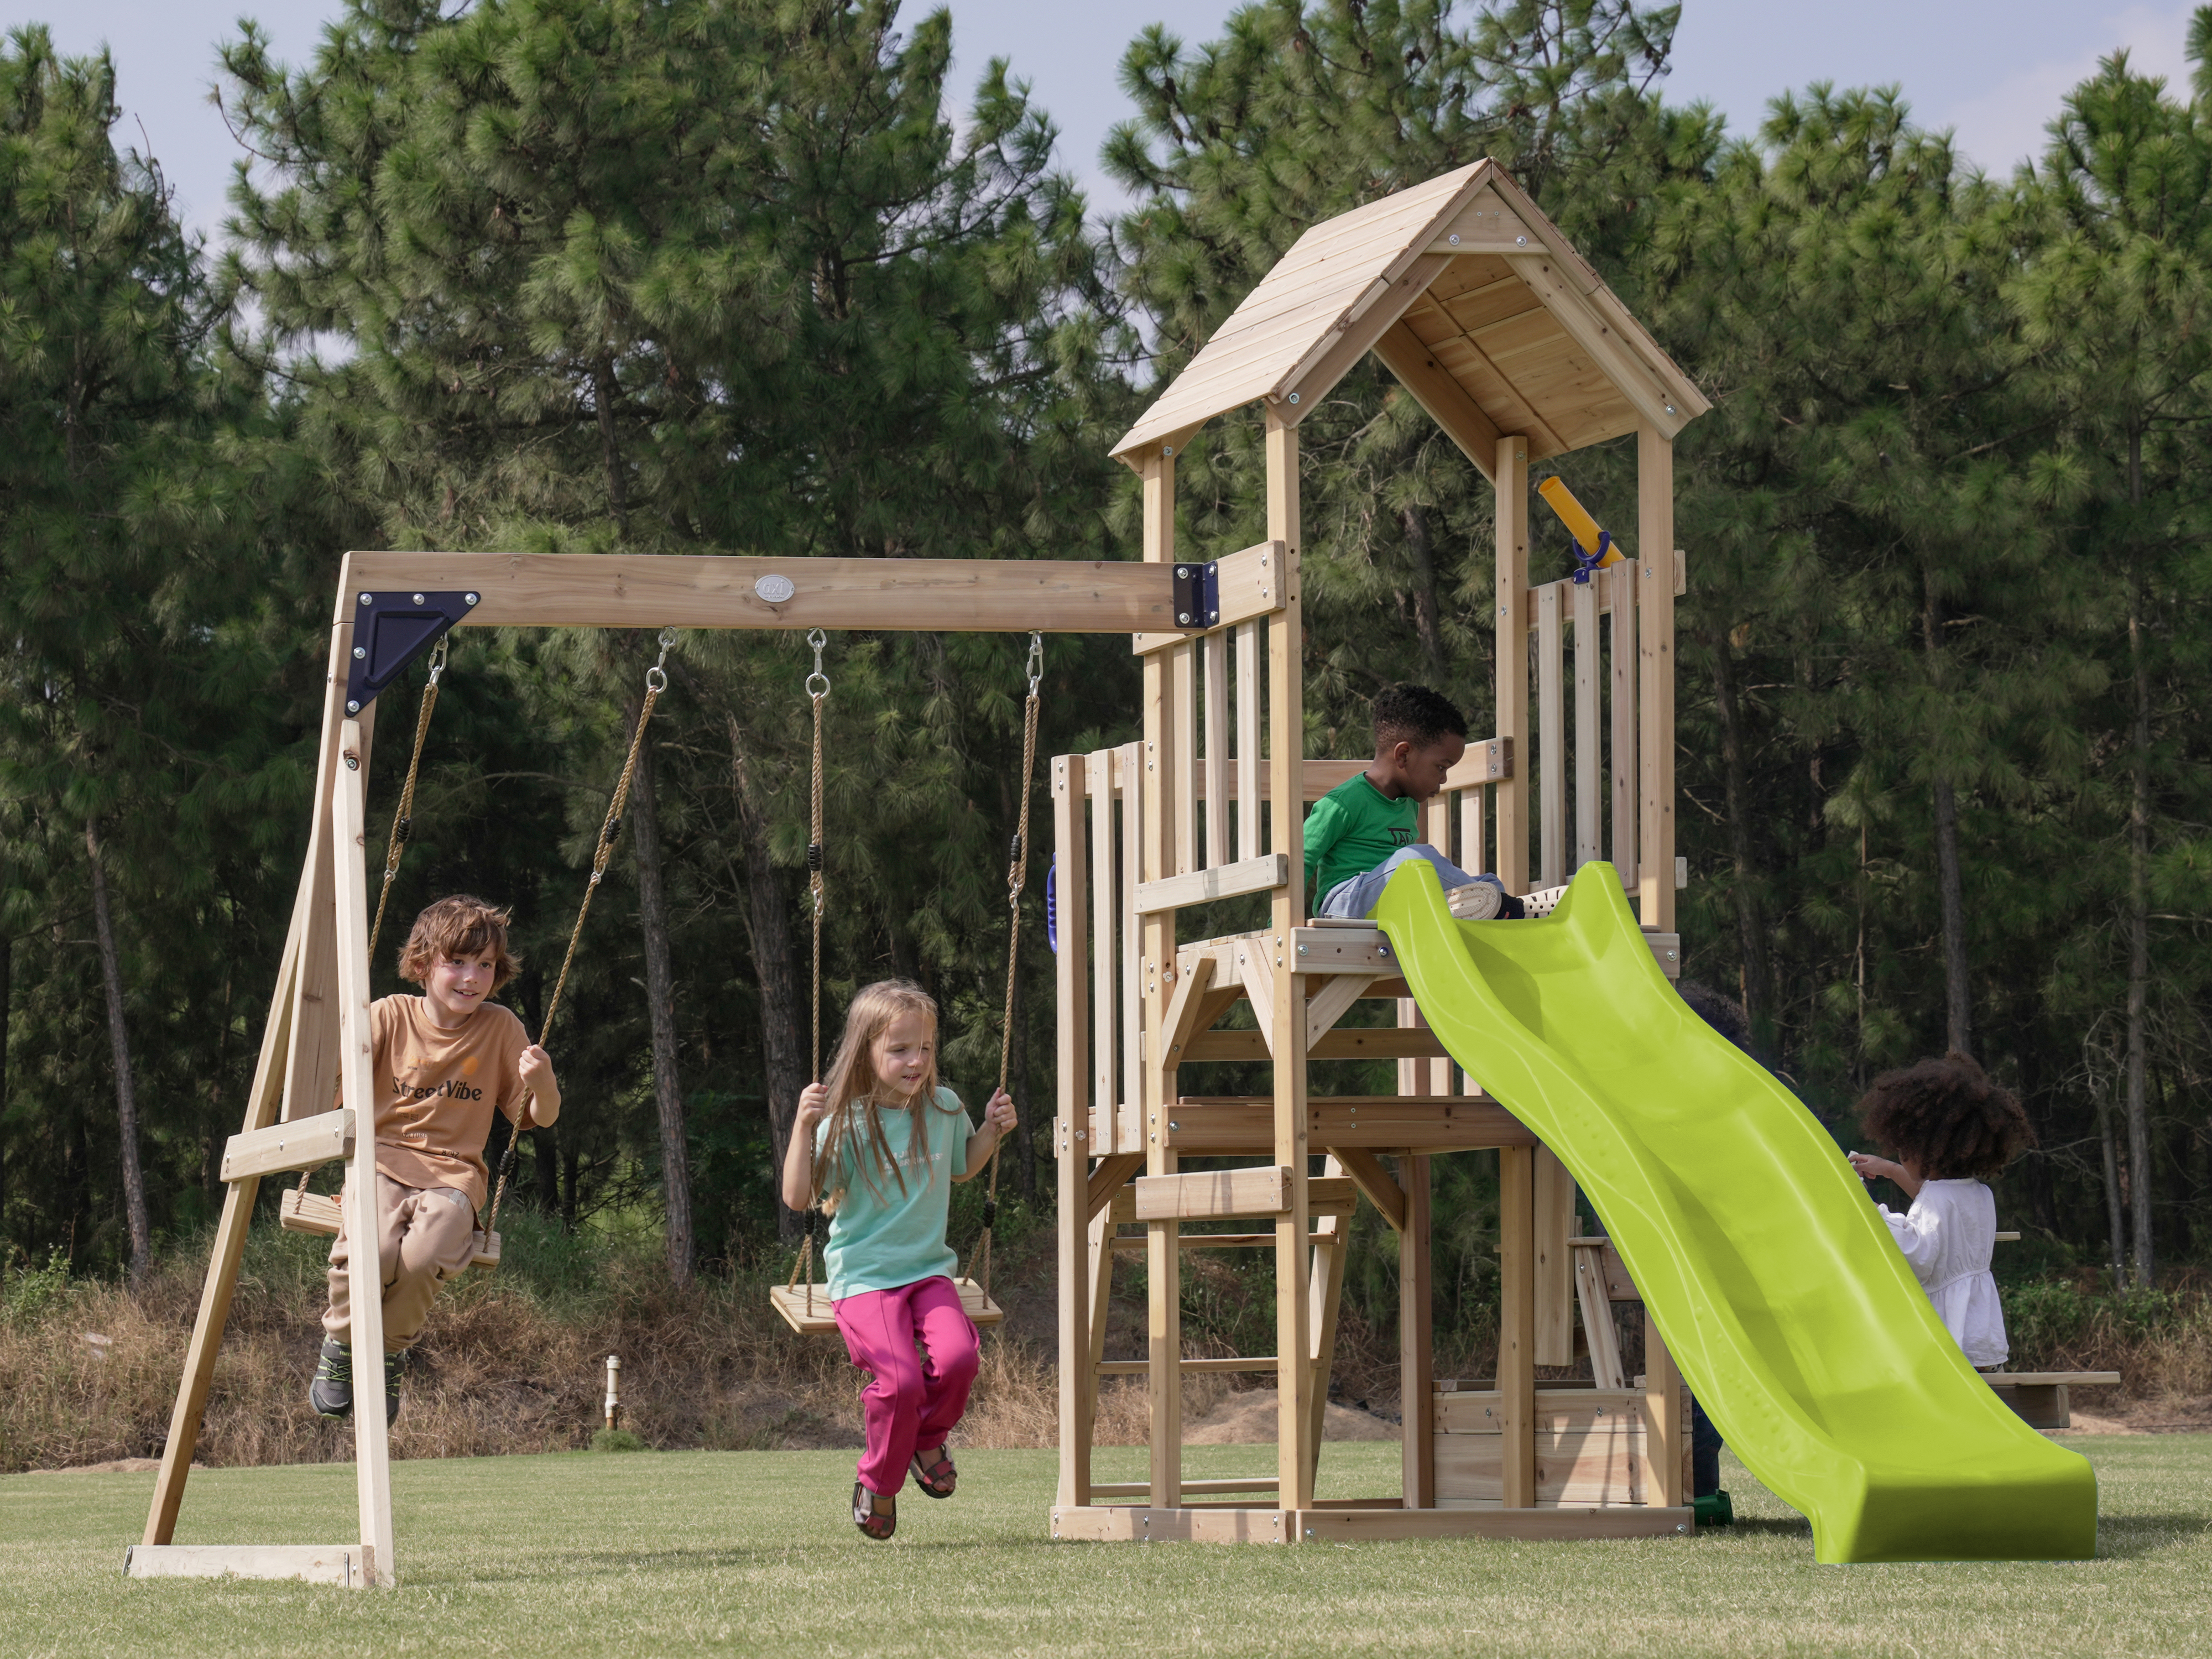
[
  {"left": 1307, "top": 684, "right": 1526, "bottom": 921},
  {"left": 309, "top": 894, "right": 560, "bottom": 1423}
]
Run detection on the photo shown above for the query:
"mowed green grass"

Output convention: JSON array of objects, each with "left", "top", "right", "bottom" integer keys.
[{"left": 5, "top": 1438, "right": 2210, "bottom": 1658}]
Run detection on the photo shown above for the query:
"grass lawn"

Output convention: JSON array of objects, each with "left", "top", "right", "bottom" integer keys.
[{"left": 5, "top": 1437, "right": 2210, "bottom": 1657}]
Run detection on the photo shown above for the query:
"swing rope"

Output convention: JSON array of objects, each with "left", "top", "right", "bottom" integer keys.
[
  {"left": 484, "top": 628, "right": 677, "bottom": 1241},
  {"left": 783, "top": 631, "right": 1040, "bottom": 1314},
  {"left": 787, "top": 629, "right": 832, "bottom": 1315},
  {"left": 302, "top": 637, "right": 449, "bottom": 1201},
  {"left": 963, "top": 632, "right": 1044, "bottom": 1301}
]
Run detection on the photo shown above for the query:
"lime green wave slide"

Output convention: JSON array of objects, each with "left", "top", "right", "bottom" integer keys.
[{"left": 1373, "top": 859, "right": 2098, "bottom": 1562}]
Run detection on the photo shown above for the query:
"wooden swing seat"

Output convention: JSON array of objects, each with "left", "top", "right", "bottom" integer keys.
[
  {"left": 279, "top": 1187, "right": 502, "bottom": 1270},
  {"left": 769, "top": 1275, "right": 1002, "bottom": 1336}
]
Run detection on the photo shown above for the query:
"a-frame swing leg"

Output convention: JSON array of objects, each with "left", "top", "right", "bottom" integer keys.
[
  {"left": 139, "top": 611, "right": 373, "bottom": 1560},
  {"left": 333, "top": 717, "right": 398, "bottom": 1585}
]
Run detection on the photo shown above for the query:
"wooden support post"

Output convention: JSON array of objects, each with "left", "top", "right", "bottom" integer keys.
[
  {"left": 1644, "top": 1310, "right": 1686, "bottom": 1509},
  {"left": 1266, "top": 407, "right": 1316, "bottom": 1512},
  {"left": 1055, "top": 754, "right": 1091, "bottom": 1506},
  {"left": 332, "top": 719, "right": 395, "bottom": 1585},
  {"left": 1573, "top": 575, "right": 1600, "bottom": 871},
  {"left": 1494, "top": 437, "right": 1530, "bottom": 894},
  {"left": 1118, "top": 743, "right": 1142, "bottom": 1145},
  {"left": 281, "top": 609, "right": 375, "bottom": 1122},
  {"left": 1204, "top": 633, "right": 1229, "bottom": 867},
  {"left": 1610, "top": 562, "right": 1638, "bottom": 880},
  {"left": 1536, "top": 581, "right": 1564, "bottom": 888},
  {"left": 1085, "top": 751, "right": 1118, "bottom": 1150},
  {"left": 1139, "top": 445, "right": 1181, "bottom": 1510},
  {"left": 1235, "top": 622, "right": 1260, "bottom": 862},
  {"left": 143, "top": 902, "right": 305, "bottom": 1548},
  {"left": 1533, "top": 1147, "right": 1575, "bottom": 1368},
  {"left": 1498, "top": 1145, "right": 1536, "bottom": 1509},
  {"left": 1637, "top": 425, "right": 1675, "bottom": 930},
  {"left": 1399, "top": 1154, "right": 1434, "bottom": 1509},
  {"left": 1170, "top": 639, "right": 1198, "bottom": 875}
]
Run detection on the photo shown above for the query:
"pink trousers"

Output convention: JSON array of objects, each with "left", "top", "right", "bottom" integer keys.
[{"left": 832, "top": 1275, "right": 979, "bottom": 1499}]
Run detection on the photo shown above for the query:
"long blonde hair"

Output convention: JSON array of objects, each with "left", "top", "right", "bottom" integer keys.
[{"left": 811, "top": 979, "right": 962, "bottom": 1209}]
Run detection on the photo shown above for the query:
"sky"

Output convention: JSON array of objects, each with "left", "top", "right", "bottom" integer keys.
[{"left": 15, "top": 0, "right": 2206, "bottom": 247}]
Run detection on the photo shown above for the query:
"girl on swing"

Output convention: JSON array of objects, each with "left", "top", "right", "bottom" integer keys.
[{"left": 781, "top": 979, "right": 1018, "bottom": 1541}]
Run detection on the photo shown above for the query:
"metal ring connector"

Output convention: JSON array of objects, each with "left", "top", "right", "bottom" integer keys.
[{"left": 645, "top": 665, "right": 668, "bottom": 693}]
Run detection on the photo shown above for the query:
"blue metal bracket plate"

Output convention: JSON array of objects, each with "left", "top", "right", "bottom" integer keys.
[
  {"left": 343, "top": 588, "right": 481, "bottom": 714},
  {"left": 1170, "top": 561, "right": 1219, "bottom": 629}
]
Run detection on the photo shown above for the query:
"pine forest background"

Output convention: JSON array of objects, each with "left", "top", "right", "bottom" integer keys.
[{"left": 9, "top": 0, "right": 2212, "bottom": 1326}]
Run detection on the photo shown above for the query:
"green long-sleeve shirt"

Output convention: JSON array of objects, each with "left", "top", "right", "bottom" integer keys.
[{"left": 1303, "top": 773, "right": 1417, "bottom": 903}]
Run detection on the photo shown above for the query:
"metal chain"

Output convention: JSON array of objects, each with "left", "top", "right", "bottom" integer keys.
[
  {"left": 486, "top": 628, "right": 677, "bottom": 1240},
  {"left": 965, "top": 633, "right": 1043, "bottom": 1300}
]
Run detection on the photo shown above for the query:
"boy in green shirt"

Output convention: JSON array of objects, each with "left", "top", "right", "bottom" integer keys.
[{"left": 1306, "top": 684, "right": 1525, "bottom": 922}]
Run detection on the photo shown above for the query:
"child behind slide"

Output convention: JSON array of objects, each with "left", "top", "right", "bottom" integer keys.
[
  {"left": 780, "top": 980, "right": 1019, "bottom": 1541},
  {"left": 310, "top": 895, "right": 561, "bottom": 1422},
  {"left": 1306, "top": 683, "right": 1525, "bottom": 922},
  {"left": 1848, "top": 1052, "right": 2035, "bottom": 1371}
]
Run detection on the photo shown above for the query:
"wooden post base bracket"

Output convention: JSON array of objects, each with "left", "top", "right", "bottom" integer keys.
[{"left": 124, "top": 1543, "right": 375, "bottom": 1587}]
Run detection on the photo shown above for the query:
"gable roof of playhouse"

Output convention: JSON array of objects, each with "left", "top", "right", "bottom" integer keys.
[{"left": 1112, "top": 159, "right": 1708, "bottom": 475}]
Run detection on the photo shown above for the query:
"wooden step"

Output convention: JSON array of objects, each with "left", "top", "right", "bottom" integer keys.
[
  {"left": 278, "top": 1188, "right": 500, "bottom": 1270},
  {"left": 768, "top": 1275, "right": 1003, "bottom": 1337},
  {"left": 1117, "top": 1171, "right": 1357, "bottom": 1223},
  {"left": 223, "top": 1110, "right": 352, "bottom": 1183},
  {"left": 1159, "top": 1096, "right": 1535, "bottom": 1154}
]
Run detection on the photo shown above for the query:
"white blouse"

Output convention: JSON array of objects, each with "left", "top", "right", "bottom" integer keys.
[{"left": 1877, "top": 1178, "right": 2008, "bottom": 1368}]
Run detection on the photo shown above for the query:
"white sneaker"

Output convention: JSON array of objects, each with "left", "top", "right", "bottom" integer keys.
[{"left": 1446, "top": 882, "right": 1503, "bottom": 921}]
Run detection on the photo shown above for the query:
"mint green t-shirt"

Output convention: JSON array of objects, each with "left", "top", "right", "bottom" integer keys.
[
  {"left": 1303, "top": 773, "right": 1417, "bottom": 902},
  {"left": 816, "top": 1087, "right": 974, "bottom": 1300}
]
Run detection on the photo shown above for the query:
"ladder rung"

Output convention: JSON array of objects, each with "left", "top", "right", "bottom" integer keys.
[
  {"left": 1096, "top": 1356, "right": 1279, "bottom": 1375},
  {"left": 1089, "top": 1478, "right": 1280, "bottom": 1497},
  {"left": 1109, "top": 1232, "right": 1326, "bottom": 1251}
]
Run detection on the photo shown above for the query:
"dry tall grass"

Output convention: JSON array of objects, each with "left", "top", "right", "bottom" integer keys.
[
  {"left": 0, "top": 1219, "right": 1264, "bottom": 1472},
  {"left": 6, "top": 1223, "right": 2196, "bottom": 1472}
]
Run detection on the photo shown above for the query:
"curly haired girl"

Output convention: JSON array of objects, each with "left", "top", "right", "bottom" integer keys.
[{"left": 1848, "top": 1052, "right": 2035, "bottom": 1370}]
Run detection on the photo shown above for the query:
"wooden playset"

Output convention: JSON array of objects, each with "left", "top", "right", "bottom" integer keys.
[
  {"left": 131, "top": 158, "right": 1750, "bottom": 1583},
  {"left": 1046, "top": 159, "right": 1713, "bottom": 1543}
]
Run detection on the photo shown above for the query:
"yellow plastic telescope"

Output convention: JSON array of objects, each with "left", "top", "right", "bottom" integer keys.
[{"left": 1537, "top": 476, "right": 1626, "bottom": 568}]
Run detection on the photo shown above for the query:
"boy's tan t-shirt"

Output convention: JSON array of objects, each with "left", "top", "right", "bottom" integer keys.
[{"left": 364, "top": 996, "right": 531, "bottom": 1208}]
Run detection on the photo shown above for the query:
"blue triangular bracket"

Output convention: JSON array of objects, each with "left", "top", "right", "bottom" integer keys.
[{"left": 342, "top": 588, "right": 481, "bottom": 714}]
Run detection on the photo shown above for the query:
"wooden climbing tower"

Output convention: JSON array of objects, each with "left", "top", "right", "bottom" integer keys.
[{"left": 1050, "top": 160, "right": 1711, "bottom": 1542}]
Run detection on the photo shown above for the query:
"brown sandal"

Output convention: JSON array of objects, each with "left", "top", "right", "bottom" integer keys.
[
  {"left": 910, "top": 1444, "right": 957, "bottom": 1500},
  {"left": 852, "top": 1480, "right": 896, "bottom": 1540}
]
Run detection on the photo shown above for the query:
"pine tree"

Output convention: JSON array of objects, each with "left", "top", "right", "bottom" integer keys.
[
  {"left": 2010, "top": 35, "right": 2212, "bottom": 1286},
  {"left": 219, "top": 0, "right": 1133, "bottom": 1267}
]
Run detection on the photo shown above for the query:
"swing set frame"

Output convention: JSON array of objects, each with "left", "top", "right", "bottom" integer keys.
[{"left": 131, "top": 553, "right": 1191, "bottom": 1588}]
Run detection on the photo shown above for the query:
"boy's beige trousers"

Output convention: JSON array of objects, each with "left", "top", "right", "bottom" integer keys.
[{"left": 322, "top": 1173, "right": 479, "bottom": 1353}]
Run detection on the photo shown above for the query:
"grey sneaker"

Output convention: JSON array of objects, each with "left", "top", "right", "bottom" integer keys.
[
  {"left": 308, "top": 1338, "right": 400, "bottom": 1425},
  {"left": 1446, "top": 881, "right": 1503, "bottom": 921}
]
